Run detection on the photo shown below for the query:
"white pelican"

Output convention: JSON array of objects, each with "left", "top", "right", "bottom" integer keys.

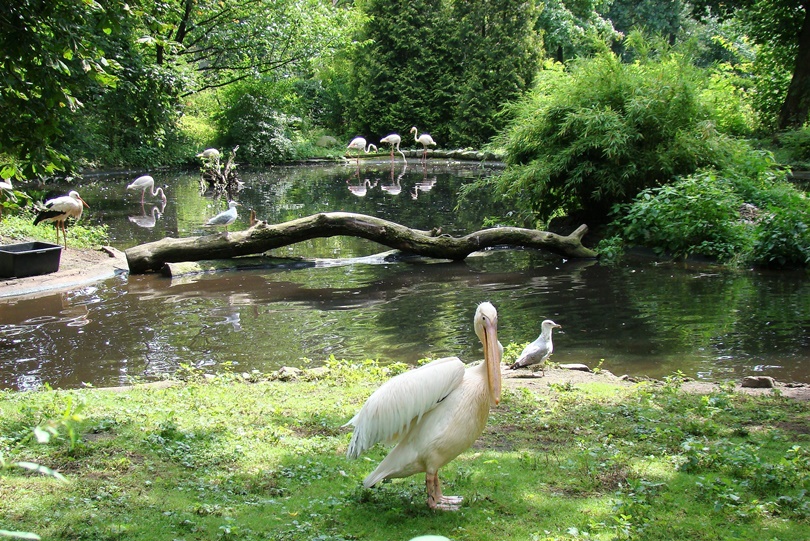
[
  {"left": 33, "top": 190, "right": 89, "bottom": 248},
  {"left": 410, "top": 127, "right": 436, "bottom": 162},
  {"left": 126, "top": 175, "right": 167, "bottom": 204},
  {"left": 380, "top": 133, "right": 407, "bottom": 163},
  {"left": 204, "top": 200, "right": 240, "bottom": 233},
  {"left": 345, "top": 301, "right": 502, "bottom": 511},
  {"left": 347, "top": 137, "right": 377, "bottom": 165},
  {"left": 508, "top": 320, "right": 561, "bottom": 376}
]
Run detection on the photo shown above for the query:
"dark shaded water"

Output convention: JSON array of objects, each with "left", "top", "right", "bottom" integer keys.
[{"left": 1, "top": 161, "right": 809, "bottom": 390}]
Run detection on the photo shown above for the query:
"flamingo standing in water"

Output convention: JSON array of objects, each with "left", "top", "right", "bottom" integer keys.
[
  {"left": 410, "top": 127, "right": 436, "bottom": 162},
  {"left": 344, "top": 302, "right": 502, "bottom": 510},
  {"left": 33, "top": 190, "right": 90, "bottom": 248},
  {"left": 347, "top": 137, "right": 378, "bottom": 165},
  {"left": 380, "top": 133, "right": 407, "bottom": 164},
  {"left": 126, "top": 175, "right": 167, "bottom": 204}
]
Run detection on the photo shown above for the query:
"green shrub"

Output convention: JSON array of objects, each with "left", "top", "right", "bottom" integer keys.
[
  {"left": 610, "top": 148, "right": 810, "bottom": 267},
  {"left": 486, "top": 35, "right": 754, "bottom": 226},
  {"left": 614, "top": 171, "right": 752, "bottom": 261},
  {"left": 752, "top": 207, "right": 810, "bottom": 267},
  {"left": 775, "top": 126, "right": 810, "bottom": 170},
  {"left": 218, "top": 92, "right": 300, "bottom": 164}
]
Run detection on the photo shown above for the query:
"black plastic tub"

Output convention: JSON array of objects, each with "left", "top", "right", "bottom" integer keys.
[{"left": 0, "top": 242, "right": 62, "bottom": 278}]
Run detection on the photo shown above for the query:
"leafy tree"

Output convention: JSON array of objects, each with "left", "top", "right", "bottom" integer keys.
[
  {"left": 484, "top": 37, "right": 752, "bottom": 226},
  {"left": 606, "top": 0, "right": 689, "bottom": 44},
  {"left": 691, "top": 0, "right": 810, "bottom": 129},
  {"left": 0, "top": 0, "right": 117, "bottom": 179},
  {"left": 448, "top": 0, "right": 542, "bottom": 148},
  {"left": 138, "top": 0, "right": 357, "bottom": 95},
  {"left": 63, "top": 3, "right": 188, "bottom": 167},
  {"left": 349, "top": 0, "right": 456, "bottom": 144},
  {"left": 536, "top": 0, "right": 617, "bottom": 62}
]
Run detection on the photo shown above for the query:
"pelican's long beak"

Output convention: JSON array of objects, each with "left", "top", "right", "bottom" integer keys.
[{"left": 483, "top": 316, "right": 502, "bottom": 406}]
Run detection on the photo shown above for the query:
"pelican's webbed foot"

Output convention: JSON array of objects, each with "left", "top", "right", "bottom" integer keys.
[{"left": 426, "top": 472, "right": 463, "bottom": 511}]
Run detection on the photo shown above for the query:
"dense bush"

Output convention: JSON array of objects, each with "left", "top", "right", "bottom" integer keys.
[
  {"left": 216, "top": 83, "right": 302, "bottom": 164},
  {"left": 485, "top": 36, "right": 754, "bottom": 227},
  {"left": 614, "top": 172, "right": 751, "bottom": 261},
  {"left": 609, "top": 150, "right": 810, "bottom": 267}
]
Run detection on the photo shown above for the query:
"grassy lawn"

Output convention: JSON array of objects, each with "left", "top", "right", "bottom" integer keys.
[{"left": 2, "top": 361, "right": 809, "bottom": 541}]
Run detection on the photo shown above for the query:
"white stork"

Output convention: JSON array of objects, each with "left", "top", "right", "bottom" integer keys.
[{"left": 33, "top": 191, "right": 89, "bottom": 248}]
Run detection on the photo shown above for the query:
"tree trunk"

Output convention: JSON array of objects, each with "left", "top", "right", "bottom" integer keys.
[
  {"left": 125, "top": 212, "right": 597, "bottom": 274},
  {"left": 778, "top": 4, "right": 810, "bottom": 129}
]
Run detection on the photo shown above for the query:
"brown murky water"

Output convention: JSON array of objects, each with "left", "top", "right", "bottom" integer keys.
[{"left": 1, "top": 162, "right": 808, "bottom": 390}]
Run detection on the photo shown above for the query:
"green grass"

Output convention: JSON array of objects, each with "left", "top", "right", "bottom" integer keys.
[
  {"left": 0, "top": 208, "right": 108, "bottom": 249},
  {"left": 1, "top": 362, "right": 809, "bottom": 541}
]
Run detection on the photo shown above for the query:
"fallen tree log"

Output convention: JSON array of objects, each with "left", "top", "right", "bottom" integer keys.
[{"left": 125, "top": 212, "right": 598, "bottom": 274}]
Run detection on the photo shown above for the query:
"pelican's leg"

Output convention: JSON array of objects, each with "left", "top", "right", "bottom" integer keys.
[{"left": 426, "top": 471, "right": 463, "bottom": 511}]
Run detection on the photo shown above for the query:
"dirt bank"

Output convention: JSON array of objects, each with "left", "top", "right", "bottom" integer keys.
[
  {"left": 504, "top": 365, "right": 810, "bottom": 401},
  {"left": 0, "top": 240, "right": 128, "bottom": 300}
]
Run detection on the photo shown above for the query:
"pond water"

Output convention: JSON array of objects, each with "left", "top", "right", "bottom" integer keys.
[{"left": 1, "top": 160, "right": 809, "bottom": 391}]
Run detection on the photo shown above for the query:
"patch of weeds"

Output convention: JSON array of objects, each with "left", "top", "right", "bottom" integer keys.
[
  {"left": 610, "top": 478, "right": 665, "bottom": 538},
  {"left": 323, "top": 357, "right": 408, "bottom": 385},
  {"left": 549, "top": 381, "right": 576, "bottom": 393}
]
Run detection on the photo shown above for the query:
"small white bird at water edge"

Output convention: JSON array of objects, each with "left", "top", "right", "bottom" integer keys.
[
  {"left": 508, "top": 319, "right": 561, "bottom": 376},
  {"left": 204, "top": 200, "right": 240, "bottom": 233},
  {"left": 344, "top": 301, "right": 502, "bottom": 511}
]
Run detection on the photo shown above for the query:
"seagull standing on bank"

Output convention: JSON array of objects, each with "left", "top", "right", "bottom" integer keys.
[{"left": 508, "top": 319, "right": 561, "bottom": 376}]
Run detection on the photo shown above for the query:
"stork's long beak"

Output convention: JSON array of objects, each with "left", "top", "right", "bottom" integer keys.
[
  {"left": 484, "top": 316, "right": 502, "bottom": 406},
  {"left": 79, "top": 197, "right": 89, "bottom": 208}
]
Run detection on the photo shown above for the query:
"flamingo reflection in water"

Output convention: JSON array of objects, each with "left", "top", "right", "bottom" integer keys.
[
  {"left": 381, "top": 161, "right": 407, "bottom": 196},
  {"left": 411, "top": 175, "right": 437, "bottom": 200},
  {"left": 344, "top": 302, "right": 502, "bottom": 510},
  {"left": 129, "top": 200, "right": 167, "bottom": 229}
]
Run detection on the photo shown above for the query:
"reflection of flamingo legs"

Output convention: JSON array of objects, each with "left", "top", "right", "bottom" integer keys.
[{"left": 381, "top": 161, "right": 407, "bottom": 196}]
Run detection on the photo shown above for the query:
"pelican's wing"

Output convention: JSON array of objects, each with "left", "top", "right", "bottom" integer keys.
[{"left": 345, "top": 357, "right": 465, "bottom": 458}]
